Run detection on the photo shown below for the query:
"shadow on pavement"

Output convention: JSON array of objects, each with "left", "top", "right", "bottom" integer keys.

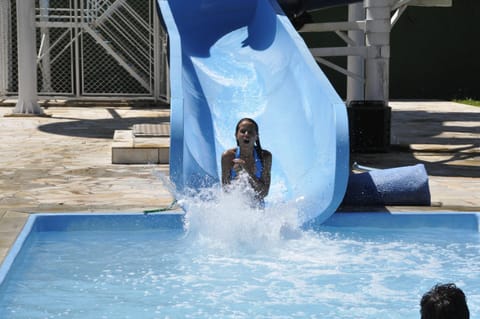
[
  {"left": 352, "top": 109, "right": 480, "bottom": 178},
  {"left": 38, "top": 116, "right": 169, "bottom": 139}
]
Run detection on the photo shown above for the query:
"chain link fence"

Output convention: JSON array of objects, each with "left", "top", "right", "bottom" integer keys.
[
  {"left": 37, "top": 0, "right": 74, "bottom": 95},
  {"left": 1, "top": 0, "right": 168, "bottom": 101},
  {"left": 0, "top": 0, "right": 10, "bottom": 96}
]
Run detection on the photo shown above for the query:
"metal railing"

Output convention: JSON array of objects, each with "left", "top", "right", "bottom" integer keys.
[{"left": 1, "top": 0, "right": 168, "bottom": 101}]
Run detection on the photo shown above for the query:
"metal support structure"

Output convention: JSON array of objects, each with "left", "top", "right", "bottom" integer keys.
[
  {"left": 2, "top": 0, "right": 168, "bottom": 101},
  {"left": 39, "top": 0, "right": 52, "bottom": 92},
  {"left": 74, "top": 0, "right": 81, "bottom": 97},
  {"left": 4, "top": 0, "right": 450, "bottom": 103},
  {"left": 153, "top": 5, "right": 167, "bottom": 102},
  {"left": 364, "top": 0, "right": 390, "bottom": 103},
  {"left": 300, "top": 0, "right": 451, "bottom": 105},
  {"left": 298, "top": 0, "right": 452, "bottom": 152},
  {"left": 13, "top": 0, "right": 44, "bottom": 114},
  {"left": 347, "top": 2, "right": 365, "bottom": 103}
]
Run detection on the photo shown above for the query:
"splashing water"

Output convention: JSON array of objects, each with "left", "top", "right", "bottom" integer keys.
[
  {"left": 152, "top": 169, "right": 177, "bottom": 197},
  {"left": 141, "top": 170, "right": 480, "bottom": 319},
  {"left": 177, "top": 173, "right": 302, "bottom": 252}
]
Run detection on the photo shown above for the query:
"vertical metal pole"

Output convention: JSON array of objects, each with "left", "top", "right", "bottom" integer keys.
[
  {"left": 155, "top": 0, "right": 169, "bottom": 102},
  {"left": 153, "top": 0, "right": 160, "bottom": 101},
  {"left": 0, "top": 0, "right": 9, "bottom": 96},
  {"left": 154, "top": 0, "right": 169, "bottom": 102},
  {"left": 69, "top": 0, "right": 74, "bottom": 95},
  {"left": 13, "top": 0, "right": 44, "bottom": 114},
  {"left": 364, "top": 0, "right": 390, "bottom": 104},
  {"left": 39, "top": 0, "right": 52, "bottom": 92},
  {"left": 74, "top": 0, "right": 81, "bottom": 97},
  {"left": 347, "top": 2, "right": 365, "bottom": 104}
]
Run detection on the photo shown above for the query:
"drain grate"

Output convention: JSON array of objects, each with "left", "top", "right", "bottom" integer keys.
[{"left": 132, "top": 123, "right": 170, "bottom": 137}]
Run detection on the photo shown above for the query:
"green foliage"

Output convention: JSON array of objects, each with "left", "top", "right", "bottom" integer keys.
[{"left": 454, "top": 99, "right": 480, "bottom": 107}]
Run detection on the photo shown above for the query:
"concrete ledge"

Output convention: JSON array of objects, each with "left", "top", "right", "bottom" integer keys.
[{"left": 112, "top": 130, "right": 170, "bottom": 164}]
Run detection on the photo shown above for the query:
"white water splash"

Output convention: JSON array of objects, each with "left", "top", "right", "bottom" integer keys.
[
  {"left": 152, "top": 169, "right": 177, "bottom": 197},
  {"left": 169, "top": 174, "right": 303, "bottom": 252}
]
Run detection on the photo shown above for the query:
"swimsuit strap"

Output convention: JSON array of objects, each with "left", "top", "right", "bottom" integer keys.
[
  {"left": 230, "top": 147, "right": 263, "bottom": 180},
  {"left": 253, "top": 148, "right": 263, "bottom": 179}
]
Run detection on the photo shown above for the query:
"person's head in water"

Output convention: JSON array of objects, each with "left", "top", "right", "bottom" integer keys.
[{"left": 420, "top": 283, "right": 469, "bottom": 319}]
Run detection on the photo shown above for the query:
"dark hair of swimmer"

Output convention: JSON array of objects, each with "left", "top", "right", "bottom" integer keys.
[{"left": 420, "top": 283, "right": 469, "bottom": 319}]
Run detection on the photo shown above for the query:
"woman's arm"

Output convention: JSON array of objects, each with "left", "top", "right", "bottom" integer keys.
[
  {"left": 222, "top": 148, "right": 272, "bottom": 200},
  {"left": 221, "top": 149, "right": 236, "bottom": 186}
]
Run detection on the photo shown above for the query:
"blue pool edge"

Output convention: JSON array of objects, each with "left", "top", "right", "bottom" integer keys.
[{"left": 0, "top": 214, "right": 36, "bottom": 285}]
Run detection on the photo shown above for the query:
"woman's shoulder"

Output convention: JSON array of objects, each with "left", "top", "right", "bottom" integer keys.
[
  {"left": 222, "top": 148, "right": 237, "bottom": 158},
  {"left": 262, "top": 150, "right": 272, "bottom": 165}
]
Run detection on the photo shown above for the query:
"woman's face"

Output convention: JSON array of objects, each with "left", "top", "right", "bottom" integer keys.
[{"left": 236, "top": 120, "right": 258, "bottom": 147}]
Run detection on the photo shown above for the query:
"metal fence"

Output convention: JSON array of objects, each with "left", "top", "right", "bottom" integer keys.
[
  {"left": 0, "top": 0, "right": 12, "bottom": 97},
  {"left": 1, "top": 0, "right": 168, "bottom": 101}
]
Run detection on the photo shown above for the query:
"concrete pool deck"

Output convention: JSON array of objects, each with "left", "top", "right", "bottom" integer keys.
[{"left": 0, "top": 100, "right": 479, "bottom": 262}]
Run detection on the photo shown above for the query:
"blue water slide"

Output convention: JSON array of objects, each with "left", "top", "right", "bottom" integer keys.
[{"left": 157, "top": 0, "right": 349, "bottom": 224}]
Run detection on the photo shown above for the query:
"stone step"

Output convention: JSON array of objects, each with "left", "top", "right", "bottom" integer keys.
[{"left": 111, "top": 123, "right": 170, "bottom": 164}]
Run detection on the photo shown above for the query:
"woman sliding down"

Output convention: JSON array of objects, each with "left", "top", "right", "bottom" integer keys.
[{"left": 221, "top": 118, "right": 272, "bottom": 206}]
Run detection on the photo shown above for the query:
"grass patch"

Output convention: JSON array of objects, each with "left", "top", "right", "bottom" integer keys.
[{"left": 453, "top": 99, "right": 480, "bottom": 107}]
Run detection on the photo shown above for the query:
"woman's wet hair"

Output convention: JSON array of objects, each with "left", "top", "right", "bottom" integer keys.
[{"left": 235, "top": 118, "right": 264, "bottom": 162}]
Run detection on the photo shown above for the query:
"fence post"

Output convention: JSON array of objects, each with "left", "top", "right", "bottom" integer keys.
[
  {"left": 0, "top": 0, "right": 10, "bottom": 97},
  {"left": 12, "top": 0, "right": 44, "bottom": 114}
]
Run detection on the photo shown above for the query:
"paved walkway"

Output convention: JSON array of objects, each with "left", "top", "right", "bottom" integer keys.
[{"left": 0, "top": 100, "right": 479, "bottom": 263}]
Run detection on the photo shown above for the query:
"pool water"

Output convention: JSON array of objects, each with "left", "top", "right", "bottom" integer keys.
[{"left": 0, "top": 213, "right": 479, "bottom": 319}]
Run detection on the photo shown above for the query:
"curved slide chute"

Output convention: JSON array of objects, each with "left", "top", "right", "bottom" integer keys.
[{"left": 158, "top": 0, "right": 349, "bottom": 224}]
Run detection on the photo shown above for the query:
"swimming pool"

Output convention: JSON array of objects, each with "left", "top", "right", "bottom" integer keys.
[{"left": 0, "top": 212, "right": 479, "bottom": 319}]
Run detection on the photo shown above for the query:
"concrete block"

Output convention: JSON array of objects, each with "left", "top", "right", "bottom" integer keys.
[
  {"left": 112, "top": 148, "right": 159, "bottom": 164},
  {"left": 112, "top": 130, "right": 134, "bottom": 148},
  {"left": 159, "top": 148, "right": 169, "bottom": 164},
  {"left": 111, "top": 130, "right": 170, "bottom": 164},
  {"left": 134, "top": 137, "right": 170, "bottom": 148}
]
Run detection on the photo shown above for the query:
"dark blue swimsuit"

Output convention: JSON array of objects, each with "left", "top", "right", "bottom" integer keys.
[{"left": 230, "top": 147, "right": 263, "bottom": 180}]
